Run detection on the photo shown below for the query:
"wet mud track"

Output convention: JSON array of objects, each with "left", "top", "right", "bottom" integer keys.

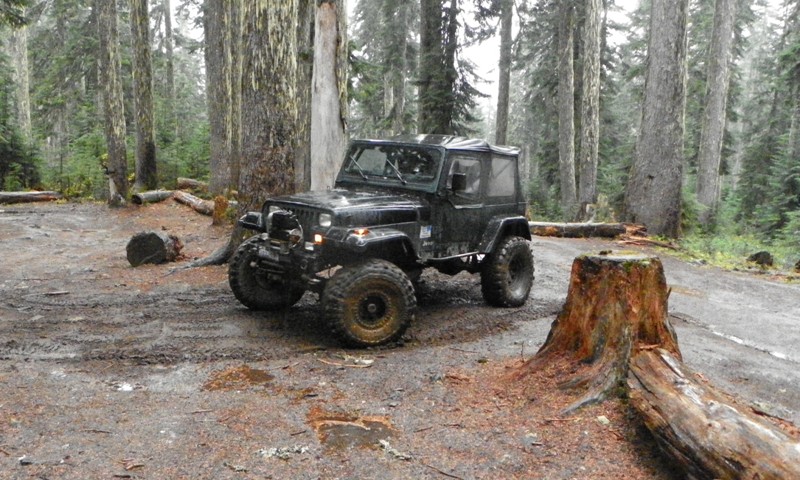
[{"left": 1, "top": 202, "right": 796, "bottom": 479}]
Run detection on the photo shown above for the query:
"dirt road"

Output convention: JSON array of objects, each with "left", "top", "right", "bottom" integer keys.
[{"left": 1, "top": 202, "right": 797, "bottom": 479}]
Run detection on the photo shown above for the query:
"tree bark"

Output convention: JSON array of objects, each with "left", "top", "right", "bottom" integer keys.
[
  {"left": 310, "top": 0, "right": 348, "bottom": 191},
  {"left": 173, "top": 190, "right": 214, "bottom": 216},
  {"left": 623, "top": 0, "right": 688, "bottom": 238},
  {"left": 494, "top": 0, "right": 513, "bottom": 145},
  {"left": 0, "top": 191, "right": 63, "bottom": 204},
  {"left": 126, "top": 231, "right": 183, "bottom": 266},
  {"left": 296, "top": 0, "right": 315, "bottom": 191},
  {"left": 8, "top": 15, "right": 31, "bottom": 143},
  {"left": 96, "top": 0, "right": 129, "bottom": 206},
  {"left": 557, "top": 0, "right": 577, "bottom": 219},
  {"left": 628, "top": 349, "right": 800, "bottom": 480},
  {"left": 204, "top": 0, "right": 241, "bottom": 195},
  {"left": 519, "top": 252, "right": 680, "bottom": 413},
  {"left": 131, "top": 0, "right": 158, "bottom": 192},
  {"left": 696, "top": 0, "right": 736, "bottom": 227},
  {"left": 239, "top": 0, "right": 299, "bottom": 215},
  {"left": 576, "top": 0, "right": 602, "bottom": 221}
]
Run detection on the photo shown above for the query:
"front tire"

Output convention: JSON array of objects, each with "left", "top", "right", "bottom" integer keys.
[
  {"left": 480, "top": 236, "right": 534, "bottom": 307},
  {"left": 228, "top": 236, "right": 305, "bottom": 310},
  {"left": 323, "top": 259, "right": 416, "bottom": 347}
]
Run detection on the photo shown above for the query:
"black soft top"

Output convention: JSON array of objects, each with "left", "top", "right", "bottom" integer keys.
[{"left": 353, "top": 134, "right": 520, "bottom": 156}]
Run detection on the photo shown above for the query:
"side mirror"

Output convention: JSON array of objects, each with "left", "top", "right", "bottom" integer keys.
[{"left": 451, "top": 173, "right": 467, "bottom": 192}]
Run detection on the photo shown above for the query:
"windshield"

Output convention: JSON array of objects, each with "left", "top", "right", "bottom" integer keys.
[{"left": 340, "top": 143, "right": 443, "bottom": 188}]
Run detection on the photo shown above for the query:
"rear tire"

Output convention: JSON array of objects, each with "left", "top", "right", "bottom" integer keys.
[
  {"left": 480, "top": 236, "right": 534, "bottom": 307},
  {"left": 323, "top": 259, "right": 416, "bottom": 347},
  {"left": 228, "top": 236, "right": 305, "bottom": 310}
]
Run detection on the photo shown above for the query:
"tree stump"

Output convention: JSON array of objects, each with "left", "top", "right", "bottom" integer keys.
[
  {"left": 520, "top": 251, "right": 680, "bottom": 413},
  {"left": 126, "top": 231, "right": 183, "bottom": 267}
]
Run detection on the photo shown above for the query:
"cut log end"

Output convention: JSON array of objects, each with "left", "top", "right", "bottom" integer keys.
[{"left": 126, "top": 231, "right": 183, "bottom": 267}]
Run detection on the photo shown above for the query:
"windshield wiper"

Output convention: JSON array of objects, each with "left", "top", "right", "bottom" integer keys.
[
  {"left": 384, "top": 161, "right": 407, "bottom": 185},
  {"left": 348, "top": 155, "right": 369, "bottom": 180}
]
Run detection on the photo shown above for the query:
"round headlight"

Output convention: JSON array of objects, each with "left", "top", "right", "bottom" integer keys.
[{"left": 319, "top": 213, "right": 332, "bottom": 228}]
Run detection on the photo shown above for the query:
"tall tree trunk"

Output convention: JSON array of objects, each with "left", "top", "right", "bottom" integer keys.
[
  {"left": 238, "top": 0, "right": 299, "bottom": 217},
  {"left": 228, "top": 2, "right": 242, "bottom": 191},
  {"left": 696, "top": 0, "right": 736, "bottom": 227},
  {"left": 131, "top": 0, "right": 158, "bottom": 191},
  {"left": 383, "top": 0, "right": 410, "bottom": 135},
  {"left": 310, "top": 0, "right": 348, "bottom": 190},
  {"left": 577, "top": 0, "right": 602, "bottom": 221},
  {"left": 163, "top": 0, "right": 177, "bottom": 140},
  {"left": 96, "top": 0, "right": 128, "bottom": 206},
  {"left": 8, "top": 19, "right": 31, "bottom": 143},
  {"left": 419, "top": 0, "right": 458, "bottom": 134},
  {"left": 204, "top": 0, "right": 233, "bottom": 195},
  {"left": 296, "top": 0, "right": 315, "bottom": 191},
  {"left": 623, "top": 0, "right": 688, "bottom": 238},
  {"left": 495, "top": 0, "right": 513, "bottom": 145},
  {"left": 557, "top": 0, "right": 577, "bottom": 219}
]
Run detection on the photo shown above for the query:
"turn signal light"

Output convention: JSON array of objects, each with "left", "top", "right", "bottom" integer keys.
[
  {"left": 313, "top": 233, "right": 324, "bottom": 244},
  {"left": 353, "top": 228, "right": 369, "bottom": 237}
]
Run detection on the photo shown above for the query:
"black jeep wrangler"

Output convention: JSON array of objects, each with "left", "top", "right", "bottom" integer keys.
[{"left": 229, "top": 134, "right": 534, "bottom": 347}]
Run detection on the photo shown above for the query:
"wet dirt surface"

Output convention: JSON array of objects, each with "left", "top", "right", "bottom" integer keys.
[{"left": 0, "top": 202, "right": 798, "bottom": 479}]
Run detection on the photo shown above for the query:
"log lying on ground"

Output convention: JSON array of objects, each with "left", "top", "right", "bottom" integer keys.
[
  {"left": 131, "top": 190, "right": 174, "bottom": 205},
  {"left": 173, "top": 190, "right": 214, "bottom": 216},
  {"left": 0, "top": 191, "right": 63, "bottom": 204},
  {"left": 517, "top": 252, "right": 680, "bottom": 413},
  {"left": 529, "top": 221, "right": 628, "bottom": 238},
  {"left": 628, "top": 349, "right": 800, "bottom": 479},
  {"left": 176, "top": 177, "right": 208, "bottom": 192},
  {"left": 126, "top": 231, "right": 183, "bottom": 266}
]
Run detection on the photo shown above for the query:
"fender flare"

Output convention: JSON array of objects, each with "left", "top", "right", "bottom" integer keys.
[{"left": 478, "top": 215, "right": 531, "bottom": 253}]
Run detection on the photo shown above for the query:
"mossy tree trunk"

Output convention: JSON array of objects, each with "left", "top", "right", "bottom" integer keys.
[
  {"left": 96, "top": 0, "right": 128, "bottom": 206},
  {"left": 131, "top": 0, "right": 158, "bottom": 191}
]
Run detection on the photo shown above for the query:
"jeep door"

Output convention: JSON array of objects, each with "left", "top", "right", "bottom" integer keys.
[
  {"left": 483, "top": 152, "right": 525, "bottom": 222},
  {"left": 431, "top": 152, "right": 487, "bottom": 257}
]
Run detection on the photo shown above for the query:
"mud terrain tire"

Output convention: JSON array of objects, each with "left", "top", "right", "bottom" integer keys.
[
  {"left": 481, "top": 236, "right": 534, "bottom": 307},
  {"left": 228, "top": 236, "right": 305, "bottom": 310},
  {"left": 323, "top": 259, "right": 416, "bottom": 347}
]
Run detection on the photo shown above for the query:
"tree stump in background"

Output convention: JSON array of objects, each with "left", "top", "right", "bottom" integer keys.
[
  {"left": 126, "top": 231, "right": 183, "bottom": 267},
  {"left": 519, "top": 251, "right": 679, "bottom": 413}
]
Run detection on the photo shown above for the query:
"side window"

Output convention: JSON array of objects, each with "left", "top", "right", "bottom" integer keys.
[
  {"left": 447, "top": 156, "right": 482, "bottom": 197},
  {"left": 487, "top": 155, "right": 516, "bottom": 197}
]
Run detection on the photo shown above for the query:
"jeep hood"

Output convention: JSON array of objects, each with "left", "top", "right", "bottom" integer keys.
[{"left": 268, "top": 189, "right": 430, "bottom": 224}]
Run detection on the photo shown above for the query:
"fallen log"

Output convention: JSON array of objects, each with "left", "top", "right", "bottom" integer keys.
[
  {"left": 529, "top": 221, "right": 627, "bottom": 238},
  {"left": 131, "top": 190, "right": 174, "bottom": 205},
  {"left": 126, "top": 231, "right": 183, "bottom": 266},
  {"left": 517, "top": 251, "right": 679, "bottom": 413},
  {"left": 628, "top": 349, "right": 800, "bottom": 480},
  {"left": 173, "top": 190, "right": 214, "bottom": 216},
  {"left": 176, "top": 177, "right": 208, "bottom": 192},
  {"left": 0, "top": 191, "right": 63, "bottom": 205}
]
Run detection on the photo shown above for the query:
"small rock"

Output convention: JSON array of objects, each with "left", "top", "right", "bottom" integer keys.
[{"left": 596, "top": 415, "right": 611, "bottom": 426}]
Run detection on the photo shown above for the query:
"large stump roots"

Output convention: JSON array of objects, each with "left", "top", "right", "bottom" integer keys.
[{"left": 521, "top": 252, "right": 679, "bottom": 413}]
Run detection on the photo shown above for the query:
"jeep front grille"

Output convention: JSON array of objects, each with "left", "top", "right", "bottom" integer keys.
[{"left": 273, "top": 205, "right": 318, "bottom": 241}]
